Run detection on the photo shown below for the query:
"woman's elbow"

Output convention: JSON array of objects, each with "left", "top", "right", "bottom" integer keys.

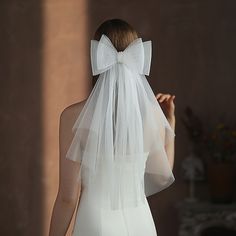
[{"left": 57, "top": 191, "right": 79, "bottom": 206}]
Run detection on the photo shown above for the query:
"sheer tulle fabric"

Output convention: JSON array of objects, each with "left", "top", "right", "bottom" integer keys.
[{"left": 66, "top": 34, "right": 175, "bottom": 210}]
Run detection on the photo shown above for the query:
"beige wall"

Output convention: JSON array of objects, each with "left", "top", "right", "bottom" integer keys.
[
  {"left": 1, "top": 0, "right": 235, "bottom": 236},
  {"left": 42, "top": 1, "right": 89, "bottom": 235}
]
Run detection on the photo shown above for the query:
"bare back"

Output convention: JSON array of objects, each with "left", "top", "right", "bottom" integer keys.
[{"left": 58, "top": 99, "right": 87, "bottom": 204}]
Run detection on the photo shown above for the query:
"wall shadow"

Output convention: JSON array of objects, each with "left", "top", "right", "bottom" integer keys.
[{"left": 0, "top": 1, "right": 43, "bottom": 235}]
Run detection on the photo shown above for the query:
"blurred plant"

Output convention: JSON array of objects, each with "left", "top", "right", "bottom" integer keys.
[
  {"left": 181, "top": 106, "right": 236, "bottom": 163},
  {"left": 181, "top": 106, "right": 204, "bottom": 156},
  {"left": 202, "top": 123, "right": 236, "bottom": 162}
]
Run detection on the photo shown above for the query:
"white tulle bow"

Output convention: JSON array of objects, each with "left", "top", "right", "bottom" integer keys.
[{"left": 91, "top": 34, "right": 152, "bottom": 76}]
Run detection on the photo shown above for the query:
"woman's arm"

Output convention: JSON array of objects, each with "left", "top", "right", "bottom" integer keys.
[
  {"left": 166, "top": 116, "right": 176, "bottom": 170},
  {"left": 156, "top": 93, "right": 176, "bottom": 170},
  {"left": 49, "top": 107, "right": 82, "bottom": 236}
]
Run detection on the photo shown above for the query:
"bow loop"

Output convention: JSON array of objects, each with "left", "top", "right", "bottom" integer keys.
[{"left": 90, "top": 34, "right": 152, "bottom": 76}]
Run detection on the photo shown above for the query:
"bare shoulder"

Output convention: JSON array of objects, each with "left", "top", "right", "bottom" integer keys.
[
  {"left": 60, "top": 99, "right": 88, "bottom": 125},
  {"left": 59, "top": 99, "right": 87, "bottom": 143},
  {"left": 59, "top": 99, "right": 88, "bottom": 153}
]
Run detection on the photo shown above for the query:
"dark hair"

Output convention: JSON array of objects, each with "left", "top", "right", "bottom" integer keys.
[{"left": 92, "top": 18, "right": 139, "bottom": 87}]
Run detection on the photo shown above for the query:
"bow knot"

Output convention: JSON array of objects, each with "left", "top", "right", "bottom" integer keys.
[
  {"left": 91, "top": 34, "right": 152, "bottom": 76},
  {"left": 117, "top": 51, "right": 125, "bottom": 64}
]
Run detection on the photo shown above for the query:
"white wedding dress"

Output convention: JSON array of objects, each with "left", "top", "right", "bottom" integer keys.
[
  {"left": 71, "top": 154, "right": 158, "bottom": 236},
  {"left": 68, "top": 94, "right": 175, "bottom": 236}
]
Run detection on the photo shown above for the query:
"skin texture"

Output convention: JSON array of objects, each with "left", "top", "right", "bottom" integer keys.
[
  {"left": 49, "top": 93, "right": 176, "bottom": 236},
  {"left": 49, "top": 100, "right": 86, "bottom": 236},
  {"left": 156, "top": 93, "right": 176, "bottom": 170}
]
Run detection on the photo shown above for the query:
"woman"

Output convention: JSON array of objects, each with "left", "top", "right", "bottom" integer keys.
[{"left": 49, "top": 18, "right": 176, "bottom": 236}]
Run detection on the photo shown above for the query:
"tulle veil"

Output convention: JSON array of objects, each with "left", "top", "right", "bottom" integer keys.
[{"left": 65, "top": 34, "right": 175, "bottom": 210}]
